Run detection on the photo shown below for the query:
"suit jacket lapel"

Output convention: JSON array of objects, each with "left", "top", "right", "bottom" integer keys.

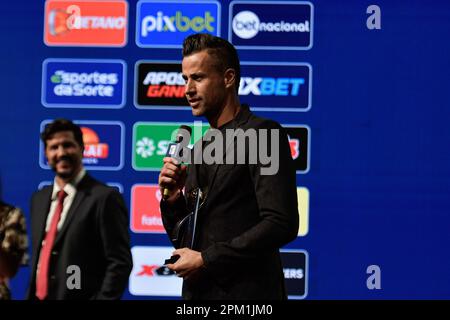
[{"left": 205, "top": 105, "right": 252, "bottom": 196}]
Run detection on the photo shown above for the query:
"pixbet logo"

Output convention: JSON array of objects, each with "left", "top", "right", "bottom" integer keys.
[
  {"left": 141, "top": 11, "right": 215, "bottom": 35},
  {"left": 136, "top": 1, "right": 220, "bottom": 48}
]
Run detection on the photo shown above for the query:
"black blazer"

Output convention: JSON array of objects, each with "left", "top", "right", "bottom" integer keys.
[
  {"left": 27, "top": 174, "right": 132, "bottom": 300},
  {"left": 162, "top": 105, "right": 299, "bottom": 300}
]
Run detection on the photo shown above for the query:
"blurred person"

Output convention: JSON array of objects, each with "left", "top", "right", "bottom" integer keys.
[
  {"left": 28, "top": 119, "right": 132, "bottom": 300},
  {"left": 0, "top": 200, "right": 28, "bottom": 300}
]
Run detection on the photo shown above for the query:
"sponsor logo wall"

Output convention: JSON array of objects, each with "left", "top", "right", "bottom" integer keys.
[{"left": 39, "top": 0, "right": 313, "bottom": 299}]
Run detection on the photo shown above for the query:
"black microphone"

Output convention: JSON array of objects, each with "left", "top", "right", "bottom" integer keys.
[{"left": 163, "top": 125, "right": 192, "bottom": 200}]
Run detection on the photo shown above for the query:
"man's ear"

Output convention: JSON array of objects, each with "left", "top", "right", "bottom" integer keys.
[{"left": 224, "top": 68, "right": 236, "bottom": 89}]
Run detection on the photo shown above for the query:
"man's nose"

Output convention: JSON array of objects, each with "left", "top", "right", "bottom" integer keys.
[
  {"left": 56, "top": 145, "right": 68, "bottom": 157},
  {"left": 185, "top": 80, "right": 195, "bottom": 96}
]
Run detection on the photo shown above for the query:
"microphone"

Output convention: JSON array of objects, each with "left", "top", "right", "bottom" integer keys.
[{"left": 163, "top": 125, "right": 192, "bottom": 200}]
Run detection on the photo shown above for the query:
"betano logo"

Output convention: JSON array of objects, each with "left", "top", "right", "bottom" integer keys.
[
  {"left": 50, "top": 70, "right": 119, "bottom": 97},
  {"left": 141, "top": 11, "right": 215, "bottom": 35},
  {"left": 81, "top": 127, "right": 109, "bottom": 162},
  {"left": 232, "top": 10, "right": 310, "bottom": 40},
  {"left": 44, "top": 0, "right": 128, "bottom": 47},
  {"left": 239, "top": 77, "right": 305, "bottom": 97}
]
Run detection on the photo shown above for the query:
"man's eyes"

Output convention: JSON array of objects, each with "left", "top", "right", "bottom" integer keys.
[
  {"left": 183, "top": 75, "right": 203, "bottom": 82},
  {"left": 49, "top": 143, "right": 75, "bottom": 150}
]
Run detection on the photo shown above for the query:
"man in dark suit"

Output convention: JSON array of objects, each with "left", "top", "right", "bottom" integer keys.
[
  {"left": 159, "top": 34, "right": 299, "bottom": 299},
  {"left": 28, "top": 119, "right": 132, "bottom": 300}
]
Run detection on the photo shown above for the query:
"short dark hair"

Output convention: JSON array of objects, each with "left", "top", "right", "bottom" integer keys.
[
  {"left": 41, "top": 119, "right": 84, "bottom": 150},
  {"left": 182, "top": 33, "right": 241, "bottom": 90}
]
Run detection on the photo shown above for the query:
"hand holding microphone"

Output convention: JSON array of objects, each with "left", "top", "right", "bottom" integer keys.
[{"left": 159, "top": 125, "right": 192, "bottom": 202}]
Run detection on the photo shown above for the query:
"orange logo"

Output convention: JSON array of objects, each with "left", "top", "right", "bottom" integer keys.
[
  {"left": 289, "top": 138, "right": 300, "bottom": 160},
  {"left": 81, "top": 127, "right": 109, "bottom": 159},
  {"left": 44, "top": 0, "right": 128, "bottom": 47}
]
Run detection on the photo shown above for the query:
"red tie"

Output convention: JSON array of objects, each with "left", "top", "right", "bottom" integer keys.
[{"left": 36, "top": 190, "right": 67, "bottom": 300}]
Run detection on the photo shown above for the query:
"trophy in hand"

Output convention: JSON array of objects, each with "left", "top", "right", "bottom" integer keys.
[{"left": 164, "top": 188, "right": 203, "bottom": 265}]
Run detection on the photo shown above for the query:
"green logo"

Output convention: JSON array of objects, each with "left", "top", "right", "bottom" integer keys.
[
  {"left": 133, "top": 122, "right": 209, "bottom": 171},
  {"left": 50, "top": 72, "right": 62, "bottom": 83}
]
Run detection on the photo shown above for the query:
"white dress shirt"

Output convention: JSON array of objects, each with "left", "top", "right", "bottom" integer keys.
[{"left": 44, "top": 169, "right": 86, "bottom": 232}]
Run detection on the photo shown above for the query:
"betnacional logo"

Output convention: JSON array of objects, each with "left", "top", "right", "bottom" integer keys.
[
  {"left": 136, "top": 0, "right": 220, "bottom": 48},
  {"left": 39, "top": 120, "right": 124, "bottom": 170},
  {"left": 229, "top": 1, "right": 313, "bottom": 50},
  {"left": 135, "top": 61, "right": 187, "bottom": 109},
  {"left": 44, "top": 0, "right": 128, "bottom": 47},
  {"left": 132, "top": 122, "right": 209, "bottom": 171},
  {"left": 130, "top": 246, "right": 182, "bottom": 296},
  {"left": 239, "top": 63, "right": 311, "bottom": 111},
  {"left": 42, "top": 59, "right": 126, "bottom": 108},
  {"left": 131, "top": 184, "right": 164, "bottom": 233},
  {"left": 280, "top": 249, "right": 308, "bottom": 299},
  {"left": 285, "top": 125, "right": 310, "bottom": 173}
]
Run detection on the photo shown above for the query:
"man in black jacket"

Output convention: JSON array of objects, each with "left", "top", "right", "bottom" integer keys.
[
  {"left": 159, "top": 33, "right": 299, "bottom": 300},
  {"left": 28, "top": 119, "right": 132, "bottom": 300}
]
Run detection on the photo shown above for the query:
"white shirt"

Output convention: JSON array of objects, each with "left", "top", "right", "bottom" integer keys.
[{"left": 44, "top": 168, "right": 86, "bottom": 232}]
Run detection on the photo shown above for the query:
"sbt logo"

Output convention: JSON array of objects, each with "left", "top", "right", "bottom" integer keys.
[
  {"left": 133, "top": 123, "right": 209, "bottom": 171},
  {"left": 141, "top": 11, "right": 215, "bottom": 35},
  {"left": 135, "top": 137, "right": 169, "bottom": 159},
  {"left": 239, "top": 77, "right": 305, "bottom": 96}
]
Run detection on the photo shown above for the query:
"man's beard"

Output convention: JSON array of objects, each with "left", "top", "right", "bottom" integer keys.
[{"left": 51, "top": 156, "right": 78, "bottom": 179}]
